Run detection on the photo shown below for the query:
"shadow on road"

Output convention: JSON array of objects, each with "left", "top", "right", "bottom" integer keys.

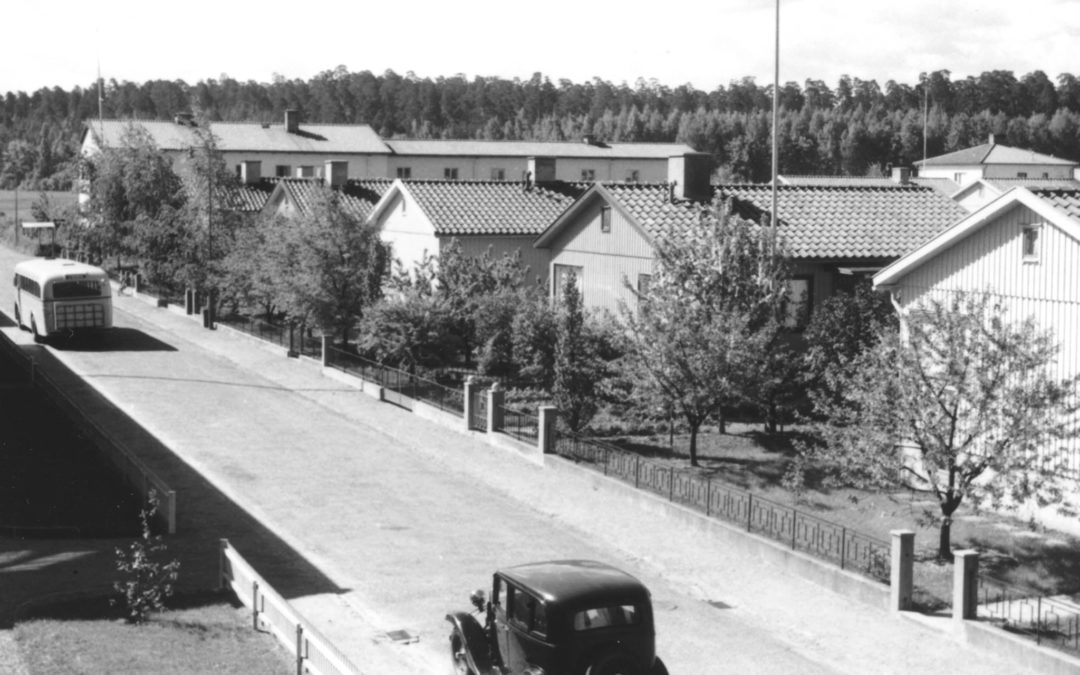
[
  {"left": 0, "top": 333, "right": 348, "bottom": 627},
  {"left": 51, "top": 327, "right": 178, "bottom": 353}
]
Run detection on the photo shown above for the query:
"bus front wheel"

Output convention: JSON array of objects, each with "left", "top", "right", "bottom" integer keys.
[{"left": 30, "top": 317, "right": 44, "bottom": 344}]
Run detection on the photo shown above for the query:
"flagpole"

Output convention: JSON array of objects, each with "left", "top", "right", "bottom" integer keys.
[{"left": 771, "top": 0, "right": 779, "bottom": 238}]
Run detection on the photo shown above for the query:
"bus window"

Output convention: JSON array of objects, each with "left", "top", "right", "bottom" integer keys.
[{"left": 52, "top": 280, "right": 104, "bottom": 299}]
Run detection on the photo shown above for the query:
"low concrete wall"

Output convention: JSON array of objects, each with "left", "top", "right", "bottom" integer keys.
[
  {"left": 543, "top": 454, "right": 892, "bottom": 611},
  {"left": 962, "top": 620, "right": 1080, "bottom": 675},
  {"left": 321, "top": 365, "right": 383, "bottom": 400}
]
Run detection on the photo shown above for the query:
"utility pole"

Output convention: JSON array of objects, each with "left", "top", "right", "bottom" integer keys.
[{"left": 770, "top": 0, "right": 780, "bottom": 246}]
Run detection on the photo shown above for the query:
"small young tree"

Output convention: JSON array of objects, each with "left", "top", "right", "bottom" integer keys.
[
  {"left": 620, "top": 199, "right": 791, "bottom": 465},
  {"left": 113, "top": 491, "right": 180, "bottom": 624},
  {"left": 800, "top": 292, "right": 1079, "bottom": 560},
  {"left": 552, "top": 273, "right": 604, "bottom": 432}
]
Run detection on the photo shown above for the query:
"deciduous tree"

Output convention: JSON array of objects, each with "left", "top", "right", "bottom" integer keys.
[{"left": 798, "top": 292, "right": 1079, "bottom": 560}]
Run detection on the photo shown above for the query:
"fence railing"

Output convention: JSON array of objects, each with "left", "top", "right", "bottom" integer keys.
[
  {"left": 496, "top": 405, "right": 540, "bottom": 446},
  {"left": 978, "top": 572, "right": 1080, "bottom": 657},
  {"left": 324, "top": 346, "right": 465, "bottom": 416},
  {"left": 219, "top": 539, "right": 362, "bottom": 675},
  {"left": 553, "top": 430, "right": 890, "bottom": 582},
  {"left": 218, "top": 315, "right": 322, "bottom": 359}
]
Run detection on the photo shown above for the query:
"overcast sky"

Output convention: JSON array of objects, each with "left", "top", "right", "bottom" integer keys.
[{"left": 6, "top": 0, "right": 1079, "bottom": 95}]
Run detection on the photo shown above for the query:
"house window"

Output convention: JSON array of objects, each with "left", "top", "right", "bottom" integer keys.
[
  {"left": 953, "top": 172, "right": 964, "bottom": 184},
  {"left": 553, "top": 264, "right": 583, "bottom": 302},
  {"left": 626, "top": 169, "right": 640, "bottom": 183},
  {"left": 581, "top": 169, "right": 596, "bottom": 181},
  {"left": 1022, "top": 225, "right": 1041, "bottom": 262},
  {"left": 297, "top": 166, "right": 314, "bottom": 178},
  {"left": 1042, "top": 172, "right": 1050, "bottom": 179},
  {"left": 444, "top": 167, "right": 459, "bottom": 180},
  {"left": 784, "top": 276, "right": 813, "bottom": 329},
  {"left": 396, "top": 167, "right": 411, "bottom": 179},
  {"left": 1017, "top": 172, "right": 1028, "bottom": 179},
  {"left": 600, "top": 205, "right": 611, "bottom": 233},
  {"left": 275, "top": 165, "right": 291, "bottom": 177},
  {"left": 491, "top": 168, "right": 506, "bottom": 181}
]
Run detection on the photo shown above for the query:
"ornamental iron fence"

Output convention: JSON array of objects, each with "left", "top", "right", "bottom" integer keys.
[
  {"left": 977, "top": 572, "right": 1080, "bottom": 657},
  {"left": 553, "top": 429, "right": 890, "bottom": 583},
  {"left": 496, "top": 405, "right": 540, "bottom": 445},
  {"left": 324, "top": 346, "right": 465, "bottom": 415}
]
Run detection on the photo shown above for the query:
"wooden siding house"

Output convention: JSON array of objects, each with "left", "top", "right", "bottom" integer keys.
[
  {"left": 915, "top": 135, "right": 1080, "bottom": 188},
  {"left": 534, "top": 155, "right": 969, "bottom": 317},
  {"left": 366, "top": 168, "right": 585, "bottom": 284},
  {"left": 873, "top": 188, "right": 1080, "bottom": 531}
]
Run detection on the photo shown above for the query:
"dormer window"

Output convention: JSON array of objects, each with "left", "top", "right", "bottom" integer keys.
[
  {"left": 1017, "top": 172, "right": 1028, "bottom": 179},
  {"left": 581, "top": 169, "right": 596, "bottom": 181},
  {"left": 1022, "top": 225, "right": 1041, "bottom": 262},
  {"left": 397, "top": 167, "right": 412, "bottom": 179},
  {"left": 626, "top": 170, "right": 640, "bottom": 183},
  {"left": 444, "top": 167, "right": 459, "bottom": 180}
]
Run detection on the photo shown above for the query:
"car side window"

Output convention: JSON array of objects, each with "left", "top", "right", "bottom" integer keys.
[
  {"left": 573, "top": 604, "right": 639, "bottom": 631},
  {"left": 493, "top": 578, "right": 504, "bottom": 608},
  {"left": 505, "top": 584, "right": 548, "bottom": 638}
]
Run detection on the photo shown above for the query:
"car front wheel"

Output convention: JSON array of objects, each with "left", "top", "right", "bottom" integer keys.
[{"left": 450, "top": 629, "right": 472, "bottom": 675}]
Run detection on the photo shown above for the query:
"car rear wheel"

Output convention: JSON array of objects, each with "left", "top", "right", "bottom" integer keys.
[
  {"left": 450, "top": 629, "right": 472, "bottom": 675},
  {"left": 586, "top": 651, "right": 643, "bottom": 675}
]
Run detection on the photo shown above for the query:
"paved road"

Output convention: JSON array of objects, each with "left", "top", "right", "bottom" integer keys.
[{"left": 0, "top": 247, "right": 1039, "bottom": 674}]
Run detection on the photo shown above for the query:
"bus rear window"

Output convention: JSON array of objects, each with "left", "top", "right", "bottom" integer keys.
[{"left": 52, "top": 280, "right": 103, "bottom": 299}]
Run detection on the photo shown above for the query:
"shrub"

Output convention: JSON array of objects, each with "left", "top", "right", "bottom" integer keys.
[{"left": 112, "top": 491, "right": 180, "bottom": 624}]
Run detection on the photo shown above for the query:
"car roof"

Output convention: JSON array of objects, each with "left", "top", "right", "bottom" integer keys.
[{"left": 497, "top": 560, "right": 650, "bottom": 608}]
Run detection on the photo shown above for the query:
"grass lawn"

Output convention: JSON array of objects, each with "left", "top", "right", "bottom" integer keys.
[
  {"left": 14, "top": 592, "right": 292, "bottom": 675},
  {"left": 606, "top": 424, "right": 1080, "bottom": 611}
]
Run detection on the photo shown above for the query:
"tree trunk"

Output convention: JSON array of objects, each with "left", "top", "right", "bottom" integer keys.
[
  {"left": 688, "top": 422, "right": 700, "bottom": 467},
  {"left": 938, "top": 515, "right": 953, "bottom": 562}
]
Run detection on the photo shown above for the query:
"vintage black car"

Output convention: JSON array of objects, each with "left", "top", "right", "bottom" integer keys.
[{"left": 446, "top": 560, "right": 667, "bottom": 675}]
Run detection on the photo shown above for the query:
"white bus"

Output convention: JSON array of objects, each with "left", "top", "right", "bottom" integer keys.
[{"left": 13, "top": 258, "right": 113, "bottom": 342}]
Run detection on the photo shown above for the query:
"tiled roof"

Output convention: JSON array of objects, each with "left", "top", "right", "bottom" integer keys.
[
  {"left": 402, "top": 180, "right": 586, "bottom": 235},
  {"left": 597, "top": 183, "right": 968, "bottom": 260},
  {"left": 385, "top": 139, "right": 695, "bottom": 159},
  {"left": 719, "top": 184, "right": 968, "bottom": 259},
  {"left": 779, "top": 174, "right": 960, "bottom": 195},
  {"left": 219, "top": 179, "right": 276, "bottom": 212},
  {"left": 87, "top": 119, "right": 390, "bottom": 154},
  {"left": 276, "top": 178, "right": 393, "bottom": 220},
  {"left": 984, "top": 178, "right": 1080, "bottom": 192},
  {"left": 916, "top": 142, "right": 1076, "bottom": 167},
  {"left": 1033, "top": 190, "right": 1080, "bottom": 220}
]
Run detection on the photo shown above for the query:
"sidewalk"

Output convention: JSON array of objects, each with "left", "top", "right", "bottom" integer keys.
[{"left": 5, "top": 281, "right": 1048, "bottom": 674}]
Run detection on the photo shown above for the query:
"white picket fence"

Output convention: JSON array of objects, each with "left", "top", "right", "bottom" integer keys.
[{"left": 218, "top": 539, "right": 362, "bottom": 675}]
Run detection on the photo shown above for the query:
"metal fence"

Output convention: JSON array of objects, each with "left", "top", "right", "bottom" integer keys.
[
  {"left": 553, "top": 430, "right": 890, "bottom": 582},
  {"left": 219, "top": 316, "right": 322, "bottom": 359},
  {"left": 496, "top": 405, "right": 540, "bottom": 445},
  {"left": 324, "top": 346, "right": 465, "bottom": 415},
  {"left": 978, "top": 573, "right": 1080, "bottom": 657},
  {"left": 219, "top": 539, "right": 362, "bottom": 675}
]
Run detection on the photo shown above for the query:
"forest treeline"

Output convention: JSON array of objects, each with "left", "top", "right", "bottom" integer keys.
[{"left": 3, "top": 67, "right": 1080, "bottom": 190}]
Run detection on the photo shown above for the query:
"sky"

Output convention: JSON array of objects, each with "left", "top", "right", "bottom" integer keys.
[{"left": 5, "top": 0, "right": 1079, "bottom": 95}]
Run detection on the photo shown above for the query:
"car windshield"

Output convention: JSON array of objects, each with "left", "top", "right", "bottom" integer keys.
[{"left": 572, "top": 605, "right": 639, "bottom": 631}]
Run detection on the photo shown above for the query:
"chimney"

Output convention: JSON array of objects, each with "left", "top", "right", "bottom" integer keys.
[
  {"left": 324, "top": 160, "right": 348, "bottom": 188},
  {"left": 240, "top": 160, "right": 262, "bottom": 185},
  {"left": 174, "top": 112, "right": 195, "bottom": 126},
  {"left": 528, "top": 156, "right": 557, "bottom": 183},
  {"left": 891, "top": 166, "right": 911, "bottom": 185},
  {"left": 988, "top": 133, "right": 996, "bottom": 145},
  {"left": 668, "top": 152, "right": 712, "bottom": 202},
  {"left": 285, "top": 109, "right": 300, "bottom": 134}
]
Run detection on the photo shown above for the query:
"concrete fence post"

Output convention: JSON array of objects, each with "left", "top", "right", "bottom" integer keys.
[
  {"left": 321, "top": 336, "right": 329, "bottom": 367},
  {"left": 463, "top": 376, "right": 477, "bottom": 429},
  {"left": 538, "top": 405, "right": 558, "bottom": 454},
  {"left": 185, "top": 288, "right": 195, "bottom": 315},
  {"left": 487, "top": 381, "right": 504, "bottom": 433},
  {"left": 953, "top": 549, "right": 980, "bottom": 621},
  {"left": 889, "top": 530, "right": 915, "bottom": 611},
  {"left": 134, "top": 273, "right": 142, "bottom": 295}
]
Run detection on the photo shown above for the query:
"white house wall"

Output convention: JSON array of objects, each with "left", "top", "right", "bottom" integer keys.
[
  {"left": 984, "top": 164, "right": 1074, "bottom": 179},
  {"left": 546, "top": 200, "right": 655, "bottom": 315},
  {"left": 386, "top": 156, "right": 670, "bottom": 182},
  {"left": 376, "top": 192, "right": 440, "bottom": 273},
  {"left": 891, "top": 202, "right": 1080, "bottom": 478}
]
